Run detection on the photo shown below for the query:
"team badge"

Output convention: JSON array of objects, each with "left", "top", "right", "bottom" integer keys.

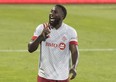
[
  {"left": 62, "top": 36, "right": 67, "bottom": 41},
  {"left": 59, "top": 42, "right": 66, "bottom": 50}
]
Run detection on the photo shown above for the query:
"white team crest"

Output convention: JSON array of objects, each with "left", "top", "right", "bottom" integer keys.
[{"left": 59, "top": 42, "right": 66, "bottom": 50}]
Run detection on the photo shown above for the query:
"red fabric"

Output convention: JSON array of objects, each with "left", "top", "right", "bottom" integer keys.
[
  {"left": 0, "top": 0, "right": 116, "bottom": 4},
  {"left": 69, "top": 41, "right": 78, "bottom": 45},
  {"left": 37, "top": 76, "right": 69, "bottom": 82},
  {"left": 31, "top": 36, "right": 38, "bottom": 40}
]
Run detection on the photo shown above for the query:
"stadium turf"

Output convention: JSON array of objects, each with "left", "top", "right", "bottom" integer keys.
[{"left": 0, "top": 4, "right": 116, "bottom": 82}]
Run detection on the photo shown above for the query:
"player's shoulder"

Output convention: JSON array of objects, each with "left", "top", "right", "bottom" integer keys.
[
  {"left": 36, "top": 22, "right": 49, "bottom": 28},
  {"left": 36, "top": 22, "right": 49, "bottom": 31},
  {"left": 36, "top": 24, "right": 44, "bottom": 29},
  {"left": 63, "top": 23, "right": 77, "bottom": 33}
]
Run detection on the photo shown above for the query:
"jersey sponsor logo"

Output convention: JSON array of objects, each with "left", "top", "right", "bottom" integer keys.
[
  {"left": 46, "top": 42, "right": 66, "bottom": 50},
  {"left": 46, "top": 42, "right": 58, "bottom": 48}
]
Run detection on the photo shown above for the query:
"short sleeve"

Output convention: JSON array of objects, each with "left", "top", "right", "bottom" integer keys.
[
  {"left": 69, "top": 28, "right": 78, "bottom": 45},
  {"left": 31, "top": 24, "right": 44, "bottom": 40}
]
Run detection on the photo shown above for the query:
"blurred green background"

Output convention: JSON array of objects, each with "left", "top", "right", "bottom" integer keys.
[{"left": 0, "top": 4, "right": 116, "bottom": 82}]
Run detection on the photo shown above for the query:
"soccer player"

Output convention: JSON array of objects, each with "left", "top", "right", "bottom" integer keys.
[{"left": 28, "top": 4, "right": 79, "bottom": 82}]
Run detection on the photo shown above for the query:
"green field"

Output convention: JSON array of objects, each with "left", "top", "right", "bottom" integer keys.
[{"left": 0, "top": 4, "right": 116, "bottom": 82}]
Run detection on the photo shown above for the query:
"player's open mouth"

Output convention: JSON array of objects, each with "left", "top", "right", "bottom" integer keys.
[
  {"left": 50, "top": 16, "right": 55, "bottom": 21},
  {"left": 50, "top": 18, "right": 55, "bottom": 22}
]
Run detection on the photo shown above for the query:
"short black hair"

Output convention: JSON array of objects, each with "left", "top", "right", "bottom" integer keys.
[{"left": 55, "top": 4, "right": 67, "bottom": 19}]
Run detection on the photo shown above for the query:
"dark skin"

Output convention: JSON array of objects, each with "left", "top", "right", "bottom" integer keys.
[{"left": 28, "top": 5, "right": 79, "bottom": 80}]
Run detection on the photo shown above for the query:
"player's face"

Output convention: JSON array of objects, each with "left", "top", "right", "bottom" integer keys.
[{"left": 49, "top": 6, "right": 64, "bottom": 27}]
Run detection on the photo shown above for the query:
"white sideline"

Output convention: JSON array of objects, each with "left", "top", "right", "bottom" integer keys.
[
  {"left": 79, "top": 49, "right": 116, "bottom": 51},
  {"left": 0, "top": 49, "right": 116, "bottom": 52},
  {"left": 0, "top": 50, "right": 28, "bottom": 52}
]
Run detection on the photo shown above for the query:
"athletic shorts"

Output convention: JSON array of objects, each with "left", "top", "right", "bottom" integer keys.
[{"left": 37, "top": 76, "right": 69, "bottom": 82}]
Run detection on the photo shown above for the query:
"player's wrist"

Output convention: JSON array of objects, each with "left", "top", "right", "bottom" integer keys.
[
  {"left": 37, "top": 34, "right": 46, "bottom": 42},
  {"left": 72, "top": 65, "right": 77, "bottom": 70},
  {"left": 40, "top": 31, "right": 49, "bottom": 41}
]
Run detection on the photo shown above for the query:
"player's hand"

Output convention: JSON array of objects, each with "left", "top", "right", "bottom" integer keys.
[
  {"left": 41, "top": 24, "right": 50, "bottom": 41},
  {"left": 69, "top": 68, "right": 77, "bottom": 80}
]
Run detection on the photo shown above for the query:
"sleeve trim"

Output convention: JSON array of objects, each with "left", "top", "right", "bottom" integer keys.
[
  {"left": 69, "top": 41, "right": 78, "bottom": 45},
  {"left": 31, "top": 36, "right": 38, "bottom": 40}
]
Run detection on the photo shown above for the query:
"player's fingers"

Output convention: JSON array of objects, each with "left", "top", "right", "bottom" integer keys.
[
  {"left": 46, "top": 29, "right": 50, "bottom": 33},
  {"left": 69, "top": 69, "right": 77, "bottom": 80},
  {"left": 69, "top": 69, "right": 74, "bottom": 73},
  {"left": 42, "top": 32, "right": 45, "bottom": 38},
  {"left": 70, "top": 75, "right": 75, "bottom": 80},
  {"left": 43, "top": 28, "right": 50, "bottom": 34},
  {"left": 44, "top": 23, "right": 50, "bottom": 29},
  {"left": 70, "top": 72, "right": 76, "bottom": 80}
]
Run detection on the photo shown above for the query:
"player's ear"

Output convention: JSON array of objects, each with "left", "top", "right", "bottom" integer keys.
[{"left": 62, "top": 14, "right": 64, "bottom": 19}]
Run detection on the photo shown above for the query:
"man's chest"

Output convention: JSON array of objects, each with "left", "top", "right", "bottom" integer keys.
[
  {"left": 47, "top": 29, "right": 69, "bottom": 43},
  {"left": 43, "top": 29, "right": 70, "bottom": 50}
]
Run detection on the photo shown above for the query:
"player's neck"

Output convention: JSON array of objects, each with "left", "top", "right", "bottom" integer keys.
[
  {"left": 52, "top": 21, "right": 62, "bottom": 30},
  {"left": 55, "top": 23, "right": 62, "bottom": 29}
]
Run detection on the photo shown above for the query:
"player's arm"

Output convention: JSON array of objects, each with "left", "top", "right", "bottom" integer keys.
[
  {"left": 69, "top": 44, "right": 79, "bottom": 80},
  {"left": 28, "top": 35, "right": 44, "bottom": 53},
  {"left": 28, "top": 26, "right": 50, "bottom": 53},
  {"left": 69, "top": 28, "right": 79, "bottom": 80}
]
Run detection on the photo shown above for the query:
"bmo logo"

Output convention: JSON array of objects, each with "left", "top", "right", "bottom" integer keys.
[
  {"left": 46, "top": 42, "right": 66, "bottom": 50},
  {"left": 59, "top": 42, "right": 66, "bottom": 50}
]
